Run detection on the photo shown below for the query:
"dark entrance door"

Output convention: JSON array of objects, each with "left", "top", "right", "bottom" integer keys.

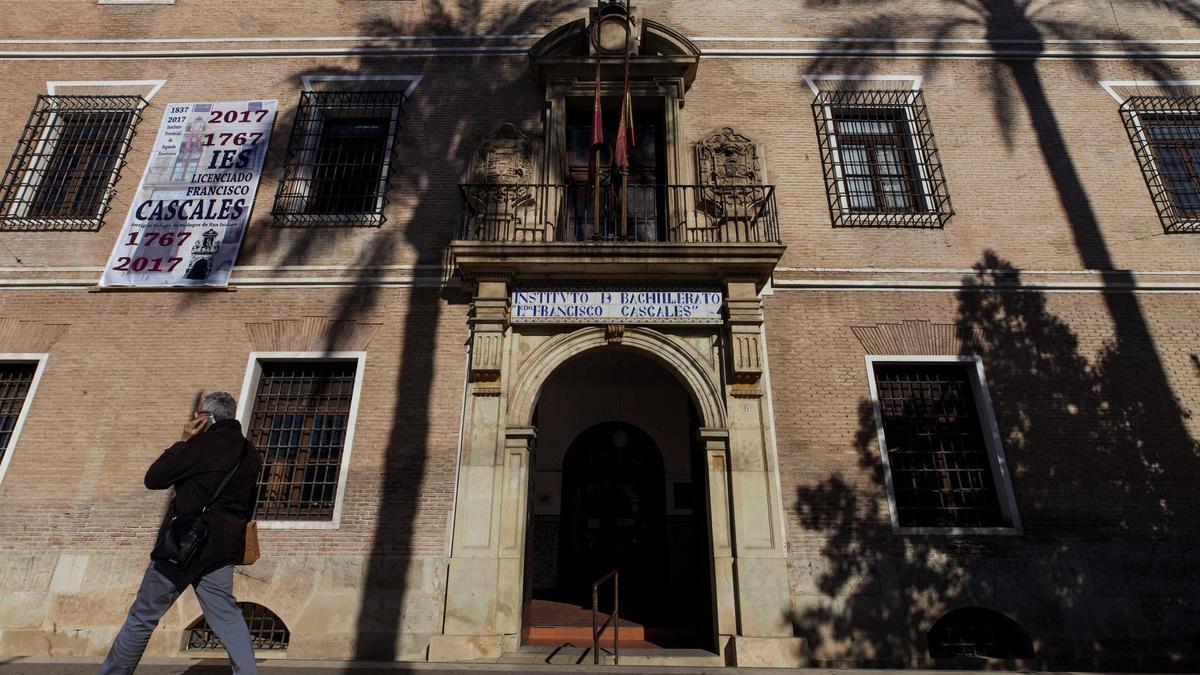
[{"left": 558, "top": 421, "right": 665, "bottom": 626}]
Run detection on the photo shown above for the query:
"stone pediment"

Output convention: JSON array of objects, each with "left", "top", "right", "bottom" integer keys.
[{"left": 529, "top": 14, "right": 700, "bottom": 88}]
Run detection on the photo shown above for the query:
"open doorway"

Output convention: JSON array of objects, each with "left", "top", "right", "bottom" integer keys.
[{"left": 523, "top": 347, "right": 714, "bottom": 650}]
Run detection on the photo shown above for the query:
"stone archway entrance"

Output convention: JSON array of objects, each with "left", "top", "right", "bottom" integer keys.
[
  {"left": 430, "top": 317, "right": 802, "bottom": 666},
  {"left": 523, "top": 348, "right": 714, "bottom": 649}
]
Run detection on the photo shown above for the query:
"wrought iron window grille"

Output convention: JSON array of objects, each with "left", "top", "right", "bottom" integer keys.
[
  {"left": 248, "top": 361, "right": 357, "bottom": 521},
  {"left": 0, "top": 95, "right": 145, "bottom": 232},
  {"left": 812, "top": 90, "right": 953, "bottom": 228},
  {"left": 873, "top": 363, "right": 1008, "bottom": 529},
  {"left": 184, "top": 602, "right": 289, "bottom": 652},
  {"left": 272, "top": 90, "right": 406, "bottom": 227},
  {"left": 1120, "top": 95, "right": 1200, "bottom": 233},
  {"left": 0, "top": 363, "right": 36, "bottom": 468}
]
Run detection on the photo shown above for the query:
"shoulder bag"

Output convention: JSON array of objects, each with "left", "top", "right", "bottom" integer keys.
[
  {"left": 151, "top": 448, "right": 245, "bottom": 570},
  {"left": 241, "top": 440, "right": 261, "bottom": 566}
]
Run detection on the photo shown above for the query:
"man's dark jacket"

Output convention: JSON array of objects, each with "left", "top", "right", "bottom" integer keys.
[{"left": 145, "top": 419, "right": 261, "bottom": 574}]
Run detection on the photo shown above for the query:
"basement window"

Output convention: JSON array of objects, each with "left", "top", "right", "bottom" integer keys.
[
  {"left": 185, "top": 603, "right": 289, "bottom": 652},
  {"left": 928, "top": 607, "right": 1034, "bottom": 659}
]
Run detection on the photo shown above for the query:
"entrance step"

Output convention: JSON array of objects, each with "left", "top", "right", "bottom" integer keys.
[{"left": 501, "top": 646, "right": 725, "bottom": 667}]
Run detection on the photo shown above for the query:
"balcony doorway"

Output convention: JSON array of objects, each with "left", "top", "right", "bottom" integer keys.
[
  {"left": 523, "top": 347, "right": 714, "bottom": 650},
  {"left": 565, "top": 101, "right": 666, "bottom": 241}
]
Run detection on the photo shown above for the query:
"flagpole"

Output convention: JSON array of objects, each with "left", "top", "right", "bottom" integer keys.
[
  {"left": 619, "top": 10, "right": 632, "bottom": 240},
  {"left": 593, "top": 65, "right": 602, "bottom": 239}
]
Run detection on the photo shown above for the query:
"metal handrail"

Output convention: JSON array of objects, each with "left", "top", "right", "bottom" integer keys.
[{"left": 591, "top": 568, "right": 619, "bottom": 665}]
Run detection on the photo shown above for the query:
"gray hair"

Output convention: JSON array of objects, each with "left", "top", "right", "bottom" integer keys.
[{"left": 200, "top": 391, "right": 237, "bottom": 422}]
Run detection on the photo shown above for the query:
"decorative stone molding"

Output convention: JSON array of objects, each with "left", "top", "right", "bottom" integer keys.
[
  {"left": 469, "top": 276, "right": 511, "bottom": 395},
  {"left": 244, "top": 317, "right": 381, "bottom": 353},
  {"left": 507, "top": 325, "right": 725, "bottom": 429},
  {"left": 0, "top": 319, "right": 68, "bottom": 352},
  {"left": 724, "top": 279, "right": 766, "bottom": 396},
  {"left": 851, "top": 319, "right": 982, "bottom": 356},
  {"left": 604, "top": 324, "right": 625, "bottom": 344}
]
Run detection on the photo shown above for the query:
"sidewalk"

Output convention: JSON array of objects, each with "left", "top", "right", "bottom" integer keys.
[{"left": 1, "top": 658, "right": 1179, "bottom": 675}]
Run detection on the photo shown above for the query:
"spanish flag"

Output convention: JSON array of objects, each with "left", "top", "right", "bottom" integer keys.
[{"left": 613, "top": 78, "right": 635, "bottom": 171}]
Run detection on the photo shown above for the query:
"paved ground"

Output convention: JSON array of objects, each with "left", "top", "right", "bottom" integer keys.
[
  {"left": 6, "top": 659, "right": 1188, "bottom": 675},
  {"left": 0, "top": 659, "right": 815, "bottom": 675},
  {"left": 8, "top": 658, "right": 1129, "bottom": 675}
]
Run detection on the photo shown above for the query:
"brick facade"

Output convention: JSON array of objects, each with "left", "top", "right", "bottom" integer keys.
[{"left": 0, "top": 0, "right": 1197, "bottom": 668}]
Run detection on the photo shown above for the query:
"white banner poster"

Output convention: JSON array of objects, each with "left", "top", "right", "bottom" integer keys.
[{"left": 100, "top": 100, "right": 277, "bottom": 287}]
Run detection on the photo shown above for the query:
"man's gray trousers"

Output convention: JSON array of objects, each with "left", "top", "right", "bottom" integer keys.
[{"left": 98, "top": 560, "right": 256, "bottom": 674}]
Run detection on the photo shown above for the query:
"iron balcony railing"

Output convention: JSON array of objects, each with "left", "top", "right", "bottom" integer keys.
[{"left": 456, "top": 182, "right": 780, "bottom": 243}]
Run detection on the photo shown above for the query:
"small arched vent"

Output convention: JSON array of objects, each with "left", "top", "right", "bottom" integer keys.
[
  {"left": 928, "top": 607, "right": 1033, "bottom": 659},
  {"left": 184, "top": 602, "right": 289, "bottom": 652}
]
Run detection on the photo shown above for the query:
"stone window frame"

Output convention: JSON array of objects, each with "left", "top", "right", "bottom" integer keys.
[
  {"left": 0, "top": 354, "right": 49, "bottom": 488},
  {"left": 864, "top": 355, "right": 1022, "bottom": 536},
  {"left": 234, "top": 351, "right": 367, "bottom": 530}
]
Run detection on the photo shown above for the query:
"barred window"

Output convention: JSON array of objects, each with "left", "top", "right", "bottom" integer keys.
[
  {"left": 0, "top": 363, "right": 38, "bottom": 472},
  {"left": 812, "top": 90, "right": 953, "bottom": 228},
  {"left": 0, "top": 96, "right": 144, "bottom": 231},
  {"left": 247, "top": 360, "right": 359, "bottom": 521},
  {"left": 272, "top": 91, "right": 405, "bottom": 227},
  {"left": 185, "top": 603, "right": 289, "bottom": 651},
  {"left": 1120, "top": 96, "right": 1200, "bottom": 233},
  {"left": 928, "top": 607, "right": 1034, "bottom": 659},
  {"left": 870, "top": 361, "right": 1015, "bottom": 530}
]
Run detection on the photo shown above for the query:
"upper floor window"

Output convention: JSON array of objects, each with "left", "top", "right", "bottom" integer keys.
[
  {"left": 272, "top": 91, "right": 405, "bottom": 227},
  {"left": 812, "top": 90, "right": 953, "bottom": 228},
  {"left": 867, "top": 358, "right": 1020, "bottom": 533},
  {"left": 0, "top": 95, "right": 144, "bottom": 231},
  {"left": 1120, "top": 96, "right": 1200, "bottom": 233},
  {"left": 242, "top": 357, "right": 364, "bottom": 524}
]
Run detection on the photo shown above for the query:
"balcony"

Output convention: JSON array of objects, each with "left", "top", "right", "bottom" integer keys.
[{"left": 451, "top": 182, "right": 785, "bottom": 287}]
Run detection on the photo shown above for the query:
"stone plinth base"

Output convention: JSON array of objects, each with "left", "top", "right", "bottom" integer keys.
[
  {"left": 427, "top": 634, "right": 503, "bottom": 662},
  {"left": 730, "top": 635, "right": 807, "bottom": 667}
]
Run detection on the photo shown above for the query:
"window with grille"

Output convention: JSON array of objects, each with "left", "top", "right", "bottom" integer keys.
[
  {"left": 870, "top": 361, "right": 1015, "bottom": 530},
  {"left": 0, "top": 95, "right": 144, "bottom": 231},
  {"left": 184, "top": 603, "right": 289, "bottom": 652},
  {"left": 272, "top": 91, "right": 405, "bottom": 227},
  {"left": 247, "top": 360, "right": 359, "bottom": 520},
  {"left": 928, "top": 607, "right": 1034, "bottom": 659},
  {"left": 1120, "top": 96, "right": 1200, "bottom": 233},
  {"left": 812, "top": 90, "right": 953, "bottom": 228},
  {"left": 0, "top": 363, "right": 37, "bottom": 472}
]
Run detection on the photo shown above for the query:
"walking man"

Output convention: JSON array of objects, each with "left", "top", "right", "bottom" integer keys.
[{"left": 100, "top": 391, "right": 262, "bottom": 674}]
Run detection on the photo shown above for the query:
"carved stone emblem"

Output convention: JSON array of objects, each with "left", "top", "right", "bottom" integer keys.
[
  {"left": 467, "top": 124, "right": 543, "bottom": 240},
  {"left": 695, "top": 127, "right": 765, "bottom": 229},
  {"left": 471, "top": 123, "right": 534, "bottom": 187},
  {"left": 697, "top": 127, "right": 760, "bottom": 187}
]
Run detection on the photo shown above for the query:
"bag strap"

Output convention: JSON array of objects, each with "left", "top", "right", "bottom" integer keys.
[{"left": 201, "top": 444, "right": 246, "bottom": 514}]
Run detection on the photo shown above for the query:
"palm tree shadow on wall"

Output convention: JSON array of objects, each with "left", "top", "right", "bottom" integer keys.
[
  {"left": 180, "top": 0, "right": 578, "bottom": 663},
  {"left": 794, "top": 252, "right": 1200, "bottom": 668},
  {"left": 790, "top": 2, "right": 1200, "bottom": 665}
]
